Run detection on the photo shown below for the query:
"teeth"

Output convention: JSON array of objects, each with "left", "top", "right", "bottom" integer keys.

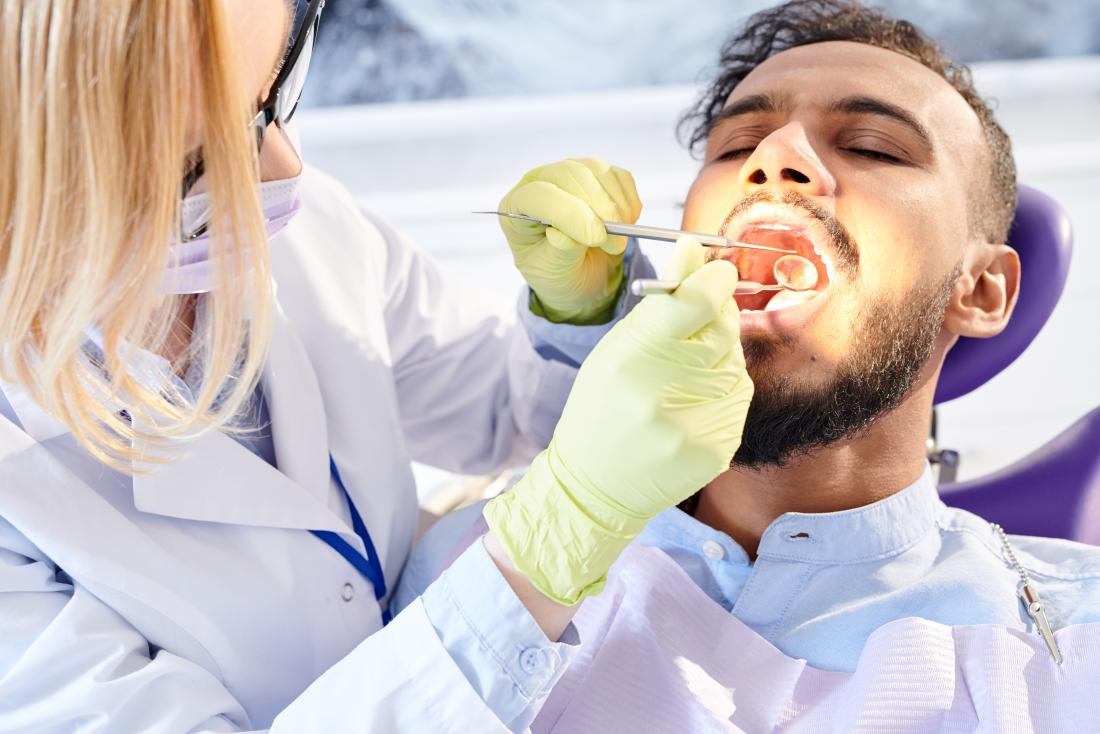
[
  {"left": 805, "top": 240, "right": 834, "bottom": 281},
  {"left": 764, "top": 290, "right": 817, "bottom": 312}
]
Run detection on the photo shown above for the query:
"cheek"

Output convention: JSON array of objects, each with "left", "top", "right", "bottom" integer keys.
[
  {"left": 836, "top": 183, "right": 959, "bottom": 296},
  {"left": 681, "top": 166, "right": 739, "bottom": 231},
  {"left": 258, "top": 126, "right": 303, "bottom": 182}
]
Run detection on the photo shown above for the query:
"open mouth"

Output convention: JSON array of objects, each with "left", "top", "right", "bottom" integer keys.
[{"left": 711, "top": 219, "right": 835, "bottom": 313}]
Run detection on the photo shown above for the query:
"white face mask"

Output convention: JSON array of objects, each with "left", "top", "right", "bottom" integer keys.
[
  {"left": 162, "top": 127, "right": 304, "bottom": 295},
  {"left": 162, "top": 176, "right": 302, "bottom": 295}
]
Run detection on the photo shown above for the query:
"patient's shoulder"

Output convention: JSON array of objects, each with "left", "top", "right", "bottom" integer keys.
[
  {"left": 1007, "top": 533, "right": 1100, "bottom": 580},
  {"left": 938, "top": 507, "right": 1100, "bottom": 622},
  {"left": 939, "top": 506, "right": 1100, "bottom": 577},
  {"left": 1009, "top": 535, "right": 1100, "bottom": 626}
]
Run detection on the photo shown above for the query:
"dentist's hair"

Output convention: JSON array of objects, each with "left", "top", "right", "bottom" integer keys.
[
  {"left": 680, "top": 0, "right": 1017, "bottom": 245},
  {"left": 0, "top": 0, "right": 272, "bottom": 471}
]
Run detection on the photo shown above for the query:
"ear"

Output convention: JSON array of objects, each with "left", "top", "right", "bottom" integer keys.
[{"left": 942, "top": 243, "right": 1021, "bottom": 339}]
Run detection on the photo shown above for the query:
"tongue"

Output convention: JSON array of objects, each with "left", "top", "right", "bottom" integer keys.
[{"left": 764, "top": 289, "right": 817, "bottom": 312}]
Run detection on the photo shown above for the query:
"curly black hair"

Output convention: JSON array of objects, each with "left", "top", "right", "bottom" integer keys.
[{"left": 680, "top": 0, "right": 1017, "bottom": 243}]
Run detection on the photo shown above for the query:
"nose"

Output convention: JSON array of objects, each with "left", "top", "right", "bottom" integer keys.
[
  {"left": 740, "top": 122, "right": 836, "bottom": 198},
  {"left": 258, "top": 122, "right": 303, "bottom": 182}
]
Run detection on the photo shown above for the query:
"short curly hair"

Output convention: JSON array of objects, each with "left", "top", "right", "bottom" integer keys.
[{"left": 680, "top": 0, "right": 1017, "bottom": 243}]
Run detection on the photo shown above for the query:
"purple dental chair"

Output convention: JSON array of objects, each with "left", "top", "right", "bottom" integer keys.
[{"left": 933, "top": 185, "right": 1100, "bottom": 544}]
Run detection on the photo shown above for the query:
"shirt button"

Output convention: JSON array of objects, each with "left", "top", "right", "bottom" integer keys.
[
  {"left": 519, "top": 647, "right": 548, "bottom": 674},
  {"left": 341, "top": 583, "right": 355, "bottom": 602},
  {"left": 702, "top": 540, "right": 725, "bottom": 561}
]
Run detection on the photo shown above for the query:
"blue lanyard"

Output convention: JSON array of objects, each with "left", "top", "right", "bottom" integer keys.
[{"left": 311, "top": 457, "right": 391, "bottom": 625}]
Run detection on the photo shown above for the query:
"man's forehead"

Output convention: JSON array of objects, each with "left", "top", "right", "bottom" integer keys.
[{"left": 725, "top": 41, "right": 983, "bottom": 149}]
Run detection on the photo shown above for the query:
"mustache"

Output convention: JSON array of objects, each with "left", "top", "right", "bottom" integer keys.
[{"left": 718, "top": 191, "right": 860, "bottom": 274}]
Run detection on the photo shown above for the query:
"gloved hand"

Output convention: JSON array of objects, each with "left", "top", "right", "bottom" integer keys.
[
  {"left": 499, "top": 157, "right": 642, "bottom": 324},
  {"left": 484, "top": 236, "right": 754, "bottom": 605}
]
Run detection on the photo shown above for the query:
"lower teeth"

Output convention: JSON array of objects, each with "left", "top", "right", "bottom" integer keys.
[{"left": 762, "top": 290, "right": 818, "bottom": 312}]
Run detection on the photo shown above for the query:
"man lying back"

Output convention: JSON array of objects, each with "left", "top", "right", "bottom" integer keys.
[{"left": 396, "top": 0, "right": 1100, "bottom": 729}]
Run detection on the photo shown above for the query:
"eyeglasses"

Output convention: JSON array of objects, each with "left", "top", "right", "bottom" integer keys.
[{"left": 181, "top": 0, "right": 325, "bottom": 198}]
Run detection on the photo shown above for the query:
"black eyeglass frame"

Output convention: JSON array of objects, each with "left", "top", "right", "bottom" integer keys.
[{"left": 181, "top": 0, "right": 325, "bottom": 198}]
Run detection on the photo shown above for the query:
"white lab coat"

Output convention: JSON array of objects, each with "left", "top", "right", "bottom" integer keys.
[{"left": 0, "top": 166, "right": 577, "bottom": 732}]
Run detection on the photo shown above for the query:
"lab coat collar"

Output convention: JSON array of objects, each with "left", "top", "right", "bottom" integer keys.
[
  {"left": 127, "top": 294, "right": 350, "bottom": 537},
  {"left": 130, "top": 425, "right": 349, "bottom": 534},
  {"left": 132, "top": 294, "right": 347, "bottom": 537}
]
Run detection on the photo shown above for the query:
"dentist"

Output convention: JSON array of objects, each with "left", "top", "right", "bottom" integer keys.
[{"left": 0, "top": 0, "right": 753, "bottom": 731}]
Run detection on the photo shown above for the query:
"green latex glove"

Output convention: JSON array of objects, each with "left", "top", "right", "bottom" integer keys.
[
  {"left": 484, "top": 236, "right": 755, "bottom": 605},
  {"left": 499, "top": 157, "right": 643, "bottom": 325}
]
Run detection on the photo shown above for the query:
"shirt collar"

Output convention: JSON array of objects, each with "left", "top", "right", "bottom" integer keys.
[{"left": 643, "top": 464, "right": 944, "bottom": 566}]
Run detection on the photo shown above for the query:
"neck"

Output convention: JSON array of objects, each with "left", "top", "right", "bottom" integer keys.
[
  {"left": 694, "top": 381, "right": 936, "bottom": 559},
  {"left": 163, "top": 295, "right": 198, "bottom": 378}
]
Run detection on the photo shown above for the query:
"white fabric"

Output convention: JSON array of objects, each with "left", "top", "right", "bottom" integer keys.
[
  {"left": 0, "top": 166, "right": 576, "bottom": 732},
  {"left": 532, "top": 543, "right": 1100, "bottom": 733}
]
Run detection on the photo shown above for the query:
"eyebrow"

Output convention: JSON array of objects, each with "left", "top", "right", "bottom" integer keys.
[{"left": 708, "top": 92, "right": 787, "bottom": 132}]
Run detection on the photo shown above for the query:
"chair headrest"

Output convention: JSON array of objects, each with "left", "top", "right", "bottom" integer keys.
[{"left": 934, "top": 185, "right": 1073, "bottom": 405}]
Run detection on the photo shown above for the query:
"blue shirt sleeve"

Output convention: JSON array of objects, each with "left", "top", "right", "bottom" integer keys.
[
  {"left": 520, "top": 239, "right": 656, "bottom": 367},
  {"left": 415, "top": 530, "right": 580, "bottom": 732}
]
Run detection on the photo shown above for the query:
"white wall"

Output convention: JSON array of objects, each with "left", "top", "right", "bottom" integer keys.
[{"left": 295, "top": 55, "right": 1100, "bottom": 491}]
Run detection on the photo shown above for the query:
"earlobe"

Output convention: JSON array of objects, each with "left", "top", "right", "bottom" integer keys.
[{"left": 942, "top": 244, "right": 1021, "bottom": 339}]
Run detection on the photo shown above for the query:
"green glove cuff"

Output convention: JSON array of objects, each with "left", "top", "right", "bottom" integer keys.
[
  {"left": 527, "top": 261, "right": 626, "bottom": 326},
  {"left": 483, "top": 445, "right": 646, "bottom": 606}
]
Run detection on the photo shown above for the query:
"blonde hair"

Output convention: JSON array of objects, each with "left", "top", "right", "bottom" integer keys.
[{"left": 0, "top": 0, "right": 273, "bottom": 471}]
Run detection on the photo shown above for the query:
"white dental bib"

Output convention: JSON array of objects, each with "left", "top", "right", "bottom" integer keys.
[{"left": 531, "top": 544, "right": 1099, "bottom": 733}]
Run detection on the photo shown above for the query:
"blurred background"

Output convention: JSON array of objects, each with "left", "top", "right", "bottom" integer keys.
[
  {"left": 300, "top": 0, "right": 1100, "bottom": 106},
  {"left": 294, "top": 0, "right": 1100, "bottom": 503}
]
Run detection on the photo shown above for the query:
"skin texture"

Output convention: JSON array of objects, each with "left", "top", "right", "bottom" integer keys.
[
  {"left": 191, "top": 0, "right": 302, "bottom": 188},
  {"left": 681, "top": 41, "right": 1021, "bottom": 557}
]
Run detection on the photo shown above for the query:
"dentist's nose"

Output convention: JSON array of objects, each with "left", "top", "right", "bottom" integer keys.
[{"left": 740, "top": 122, "right": 836, "bottom": 198}]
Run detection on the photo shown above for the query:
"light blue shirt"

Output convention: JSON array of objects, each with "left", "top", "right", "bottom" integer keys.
[{"left": 399, "top": 466, "right": 1100, "bottom": 732}]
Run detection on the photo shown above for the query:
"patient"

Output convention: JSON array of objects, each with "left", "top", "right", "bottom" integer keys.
[{"left": 399, "top": 0, "right": 1100, "bottom": 728}]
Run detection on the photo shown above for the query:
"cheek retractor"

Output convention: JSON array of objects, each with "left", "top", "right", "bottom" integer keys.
[{"left": 629, "top": 254, "right": 819, "bottom": 297}]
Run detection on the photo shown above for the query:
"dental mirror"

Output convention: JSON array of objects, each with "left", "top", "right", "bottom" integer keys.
[
  {"left": 769, "top": 254, "right": 819, "bottom": 292},
  {"left": 629, "top": 254, "right": 819, "bottom": 297}
]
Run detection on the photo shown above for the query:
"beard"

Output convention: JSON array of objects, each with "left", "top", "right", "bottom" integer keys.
[{"left": 731, "top": 265, "right": 960, "bottom": 468}]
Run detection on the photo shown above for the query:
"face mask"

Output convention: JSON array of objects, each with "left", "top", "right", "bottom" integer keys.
[{"left": 161, "top": 174, "right": 303, "bottom": 295}]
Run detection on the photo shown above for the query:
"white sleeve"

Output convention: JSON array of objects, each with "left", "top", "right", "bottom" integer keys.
[
  {"left": 366, "top": 210, "right": 578, "bottom": 475},
  {"left": 0, "top": 516, "right": 512, "bottom": 734},
  {"left": 272, "top": 599, "right": 510, "bottom": 733}
]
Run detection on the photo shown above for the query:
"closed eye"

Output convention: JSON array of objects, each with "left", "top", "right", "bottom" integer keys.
[
  {"left": 841, "top": 147, "right": 907, "bottom": 164},
  {"left": 715, "top": 145, "right": 909, "bottom": 165},
  {"left": 715, "top": 148, "right": 755, "bottom": 163}
]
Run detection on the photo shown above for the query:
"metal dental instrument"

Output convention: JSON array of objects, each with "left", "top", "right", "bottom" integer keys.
[
  {"left": 629, "top": 254, "right": 820, "bottom": 298},
  {"left": 474, "top": 211, "right": 798, "bottom": 255}
]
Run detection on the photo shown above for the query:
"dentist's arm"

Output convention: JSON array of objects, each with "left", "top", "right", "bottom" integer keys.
[
  {"left": 486, "top": 235, "right": 754, "bottom": 619},
  {"left": 392, "top": 236, "right": 753, "bottom": 731}
]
